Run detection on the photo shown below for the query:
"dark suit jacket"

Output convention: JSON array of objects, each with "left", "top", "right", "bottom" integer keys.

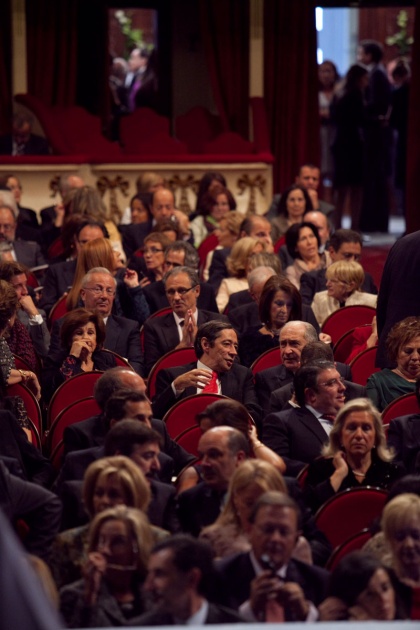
[
  {"left": 177, "top": 482, "right": 226, "bottom": 536},
  {"left": 0, "top": 133, "right": 49, "bottom": 155},
  {"left": 269, "top": 380, "right": 366, "bottom": 414},
  {"left": 120, "top": 222, "right": 152, "bottom": 259},
  {"left": 39, "top": 258, "right": 77, "bottom": 313},
  {"left": 376, "top": 231, "right": 420, "bottom": 367},
  {"left": 13, "top": 239, "right": 46, "bottom": 268},
  {"left": 216, "top": 552, "right": 329, "bottom": 617},
  {"left": 229, "top": 301, "right": 320, "bottom": 336},
  {"left": 256, "top": 362, "right": 352, "bottom": 418},
  {"left": 207, "top": 247, "right": 230, "bottom": 293},
  {"left": 153, "top": 361, "right": 262, "bottom": 426},
  {"left": 300, "top": 267, "right": 378, "bottom": 305},
  {"left": 47, "top": 313, "right": 145, "bottom": 376},
  {"left": 262, "top": 406, "right": 332, "bottom": 476},
  {"left": 144, "top": 280, "right": 218, "bottom": 315},
  {"left": 387, "top": 413, "right": 420, "bottom": 473},
  {"left": 133, "top": 602, "right": 244, "bottom": 625},
  {"left": 40, "top": 205, "right": 56, "bottom": 230},
  {"left": 62, "top": 414, "right": 195, "bottom": 475},
  {"left": 143, "top": 309, "right": 228, "bottom": 374}
]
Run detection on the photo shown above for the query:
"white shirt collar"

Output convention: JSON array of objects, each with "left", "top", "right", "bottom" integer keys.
[{"left": 174, "top": 598, "right": 208, "bottom": 625}]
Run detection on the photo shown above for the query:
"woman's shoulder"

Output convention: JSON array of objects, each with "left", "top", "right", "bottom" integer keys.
[{"left": 367, "top": 368, "right": 393, "bottom": 384}]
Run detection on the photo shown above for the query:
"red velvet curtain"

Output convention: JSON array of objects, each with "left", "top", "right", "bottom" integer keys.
[
  {"left": 0, "top": 0, "right": 12, "bottom": 133},
  {"left": 199, "top": 0, "right": 250, "bottom": 137},
  {"left": 26, "top": 0, "right": 79, "bottom": 106},
  {"left": 405, "top": 0, "right": 420, "bottom": 234},
  {"left": 264, "top": 0, "right": 320, "bottom": 193}
]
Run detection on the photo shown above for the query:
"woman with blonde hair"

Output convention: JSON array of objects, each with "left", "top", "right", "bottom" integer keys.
[
  {"left": 60, "top": 506, "right": 153, "bottom": 627},
  {"left": 382, "top": 493, "right": 420, "bottom": 587},
  {"left": 50, "top": 456, "right": 166, "bottom": 590},
  {"left": 311, "top": 260, "right": 377, "bottom": 326},
  {"left": 304, "top": 397, "right": 402, "bottom": 512},
  {"left": 216, "top": 236, "right": 264, "bottom": 312},
  {"left": 202, "top": 210, "right": 243, "bottom": 281}
]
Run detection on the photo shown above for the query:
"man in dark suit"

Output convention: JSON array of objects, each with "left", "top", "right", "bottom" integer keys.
[
  {"left": 263, "top": 361, "right": 347, "bottom": 476},
  {"left": 46, "top": 266, "right": 144, "bottom": 375},
  {"left": 143, "top": 242, "right": 218, "bottom": 314},
  {"left": 177, "top": 427, "right": 249, "bottom": 536},
  {"left": 152, "top": 321, "right": 262, "bottom": 424},
  {"left": 255, "top": 321, "right": 320, "bottom": 416},
  {"left": 0, "top": 113, "right": 49, "bottom": 155},
  {"left": 143, "top": 266, "right": 227, "bottom": 374},
  {"left": 40, "top": 174, "right": 84, "bottom": 230},
  {"left": 300, "top": 229, "right": 378, "bottom": 305},
  {"left": 62, "top": 368, "right": 194, "bottom": 475},
  {"left": 0, "top": 203, "right": 45, "bottom": 267},
  {"left": 217, "top": 491, "right": 329, "bottom": 620},
  {"left": 137, "top": 535, "right": 244, "bottom": 625},
  {"left": 267, "top": 340, "right": 361, "bottom": 414},
  {"left": 40, "top": 220, "right": 106, "bottom": 313}
]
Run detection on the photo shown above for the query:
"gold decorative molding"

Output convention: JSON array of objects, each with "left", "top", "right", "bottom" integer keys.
[
  {"left": 237, "top": 174, "right": 266, "bottom": 214},
  {"left": 96, "top": 175, "right": 129, "bottom": 219},
  {"left": 168, "top": 174, "right": 200, "bottom": 215}
]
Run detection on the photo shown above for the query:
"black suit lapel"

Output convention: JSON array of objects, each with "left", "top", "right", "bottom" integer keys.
[
  {"left": 162, "top": 313, "right": 182, "bottom": 348},
  {"left": 105, "top": 316, "right": 119, "bottom": 352},
  {"left": 298, "top": 408, "right": 330, "bottom": 444}
]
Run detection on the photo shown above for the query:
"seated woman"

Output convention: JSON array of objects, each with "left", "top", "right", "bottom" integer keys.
[
  {"left": 216, "top": 236, "right": 264, "bottom": 312},
  {"left": 59, "top": 505, "right": 153, "bottom": 627},
  {"left": 367, "top": 316, "right": 420, "bottom": 412},
  {"left": 311, "top": 260, "right": 377, "bottom": 327},
  {"left": 319, "top": 551, "right": 406, "bottom": 621},
  {"left": 42, "top": 308, "right": 116, "bottom": 400},
  {"left": 50, "top": 455, "right": 165, "bottom": 589},
  {"left": 129, "top": 193, "right": 152, "bottom": 225},
  {"left": 176, "top": 399, "right": 286, "bottom": 494},
  {"left": 65, "top": 237, "right": 150, "bottom": 326},
  {"left": 382, "top": 493, "right": 420, "bottom": 618},
  {"left": 285, "top": 222, "right": 325, "bottom": 290},
  {"left": 304, "top": 398, "right": 403, "bottom": 512},
  {"left": 238, "top": 275, "right": 302, "bottom": 367},
  {"left": 135, "top": 231, "right": 171, "bottom": 285},
  {"left": 202, "top": 210, "right": 243, "bottom": 282},
  {"left": 190, "top": 184, "right": 236, "bottom": 247},
  {"left": 270, "top": 183, "right": 312, "bottom": 242}
]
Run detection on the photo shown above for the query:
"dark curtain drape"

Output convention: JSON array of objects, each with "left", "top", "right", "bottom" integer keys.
[
  {"left": 199, "top": 0, "right": 249, "bottom": 137},
  {"left": 405, "top": 0, "right": 420, "bottom": 234},
  {"left": 264, "top": 0, "right": 319, "bottom": 193},
  {"left": 0, "top": 0, "right": 12, "bottom": 134},
  {"left": 26, "top": 0, "right": 108, "bottom": 117}
]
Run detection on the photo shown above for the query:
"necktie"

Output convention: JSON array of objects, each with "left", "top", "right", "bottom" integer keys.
[
  {"left": 179, "top": 320, "right": 184, "bottom": 327},
  {"left": 202, "top": 371, "right": 218, "bottom": 393}
]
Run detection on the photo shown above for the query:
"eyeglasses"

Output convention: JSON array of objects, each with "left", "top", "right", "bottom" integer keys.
[
  {"left": 166, "top": 285, "right": 197, "bottom": 297},
  {"left": 318, "top": 377, "right": 346, "bottom": 388},
  {"left": 84, "top": 285, "right": 116, "bottom": 296},
  {"left": 0, "top": 224, "right": 14, "bottom": 233},
  {"left": 144, "top": 247, "right": 164, "bottom": 255}
]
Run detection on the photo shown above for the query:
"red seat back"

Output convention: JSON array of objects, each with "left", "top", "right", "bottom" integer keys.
[
  {"left": 315, "top": 486, "right": 388, "bottom": 549},
  {"left": 7, "top": 382, "right": 42, "bottom": 435},
  {"left": 251, "top": 347, "right": 281, "bottom": 376},
  {"left": 333, "top": 327, "right": 356, "bottom": 364},
  {"left": 48, "top": 294, "right": 68, "bottom": 328},
  {"left": 47, "top": 372, "right": 103, "bottom": 428},
  {"left": 274, "top": 235, "right": 286, "bottom": 254},
  {"left": 326, "top": 529, "right": 372, "bottom": 570},
  {"left": 163, "top": 393, "right": 227, "bottom": 439},
  {"left": 382, "top": 393, "right": 419, "bottom": 425},
  {"left": 197, "top": 234, "right": 219, "bottom": 274},
  {"left": 174, "top": 426, "right": 202, "bottom": 457},
  {"left": 46, "top": 397, "right": 101, "bottom": 454},
  {"left": 321, "top": 305, "right": 376, "bottom": 345},
  {"left": 147, "top": 347, "right": 197, "bottom": 400},
  {"left": 140, "top": 307, "right": 173, "bottom": 351},
  {"left": 349, "top": 346, "right": 380, "bottom": 386}
]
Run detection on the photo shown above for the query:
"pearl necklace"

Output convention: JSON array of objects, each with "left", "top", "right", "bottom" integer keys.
[{"left": 352, "top": 470, "right": 366, "bottom": 478}]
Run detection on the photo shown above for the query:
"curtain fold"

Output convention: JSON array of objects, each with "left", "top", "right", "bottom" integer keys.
[
  {"left": 0, "top": 0, "right": 12, "bottom": 133},
  {"left": 264, "top": 0, "right": 320, "bottom": 193},
  {"left": 405, "top": 0, "right": 420, "bottom": 234},
  {"left": 199, "top": 0, "right": 250, "bottom": 137}
]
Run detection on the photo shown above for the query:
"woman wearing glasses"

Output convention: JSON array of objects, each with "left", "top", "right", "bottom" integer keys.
[
  {"left": 42, "top": 307, "right": 116, "bottom": 399},
  {"left": 303, "top": 398, "right": 402, "bottom": 512}
]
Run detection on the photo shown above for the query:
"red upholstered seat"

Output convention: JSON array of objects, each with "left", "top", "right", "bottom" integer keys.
[
  {"left": 162, "top": 393, "right": 227, "bottom": 439},
  {"left": 321, "top": 305, "right": 376, "bottom": 345},
  {"left": 314, "top": 486, "right": 388, "bottom": 549},
  {"left": 7, "top": 382, "right": 42, "bottom": 436},
  {"left": 47, "top": 295, "right": 68, "bottom": 328},
  {"left": 47, "top": 372, "right": 103, "bottom": 428},
  {"left": 349, "top": 346, "right": 380, "bottom": 386},
  {"left": 382, "top": 393, "right": 419, "bottom": 425},
  {"left": 140, "top": 307, "right": 173, "bottom": 351},
  {"left": 333, "top": 327, "right": 356, "bottom": 364},
  {"left": 120, "top": 107, "right": 170, "bottom": 144},
  {"left": 174, "top": 425, "right": 202, "bottom": 457},
  {"left": 326, "top": 529, "right": 372, "bottom": 571},
  {"left": 197, "top": 233, "right": 219, "bottom": 277},
  {"left": 45, "top": 397, "right": 101, "bottom": 454},
  {"left": 274, "top": 235, "right": 286, "bottom": 254},
  {"left": 204, "top": 132, "right": 255, "bottom": 155},
  {"left": 147, "top": 347, "right": 197, "bottom": 400},
  {"left": 175, "top": 106, "right": 222, "bottom": 154},
  {"left": 100, "top": 348, "right": 134, "bottom": 369},
  {"left": 251, "top": 347, "right": 281, "bottom": 376}
]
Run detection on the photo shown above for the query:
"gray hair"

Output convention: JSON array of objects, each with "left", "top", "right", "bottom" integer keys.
[
  {"left": 282, "top": 320, "right": 318, "bottom": 343},
  {"left": 166, "top": 241, "right": 199, "bottom": 269},
  {"left": 164, "top": 266, "right": 199, "bottom": 288},
  {"left": 81, "top": 266, "right": 117, "bottom": 288},
  {"left": 248, "top": 266, "right": 276, "bottom": 290}
]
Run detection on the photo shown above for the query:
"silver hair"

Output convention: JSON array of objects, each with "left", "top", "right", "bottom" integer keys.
[
  {"left": 248, "top": 266, "right": 277, "bottom": 290},
  {"left": 81, "top": 267, "right": 117, "bottom": 288}
]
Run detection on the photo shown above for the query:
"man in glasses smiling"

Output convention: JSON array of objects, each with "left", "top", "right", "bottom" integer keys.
[{"left": 143, "top": 266, "right": 228, "bottom": 374}]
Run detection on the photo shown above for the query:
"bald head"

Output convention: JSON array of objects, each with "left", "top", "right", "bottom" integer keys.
[{"left": 303, "top": 210, "right": 330, "bottom": 245}]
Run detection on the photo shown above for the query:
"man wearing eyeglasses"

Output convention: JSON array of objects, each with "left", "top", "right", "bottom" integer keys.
[
  {"left": 263, "top": 361, "right": 346, "bottom": 477},
  {"left": 143, "top": 266, "right": 227, "bottom": 374},
  {"left": 0, "top": 202, "right": 45, "bottom": 268},
  {"left": 47, "top": 267, "right": 144, "bottom": 376}
]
